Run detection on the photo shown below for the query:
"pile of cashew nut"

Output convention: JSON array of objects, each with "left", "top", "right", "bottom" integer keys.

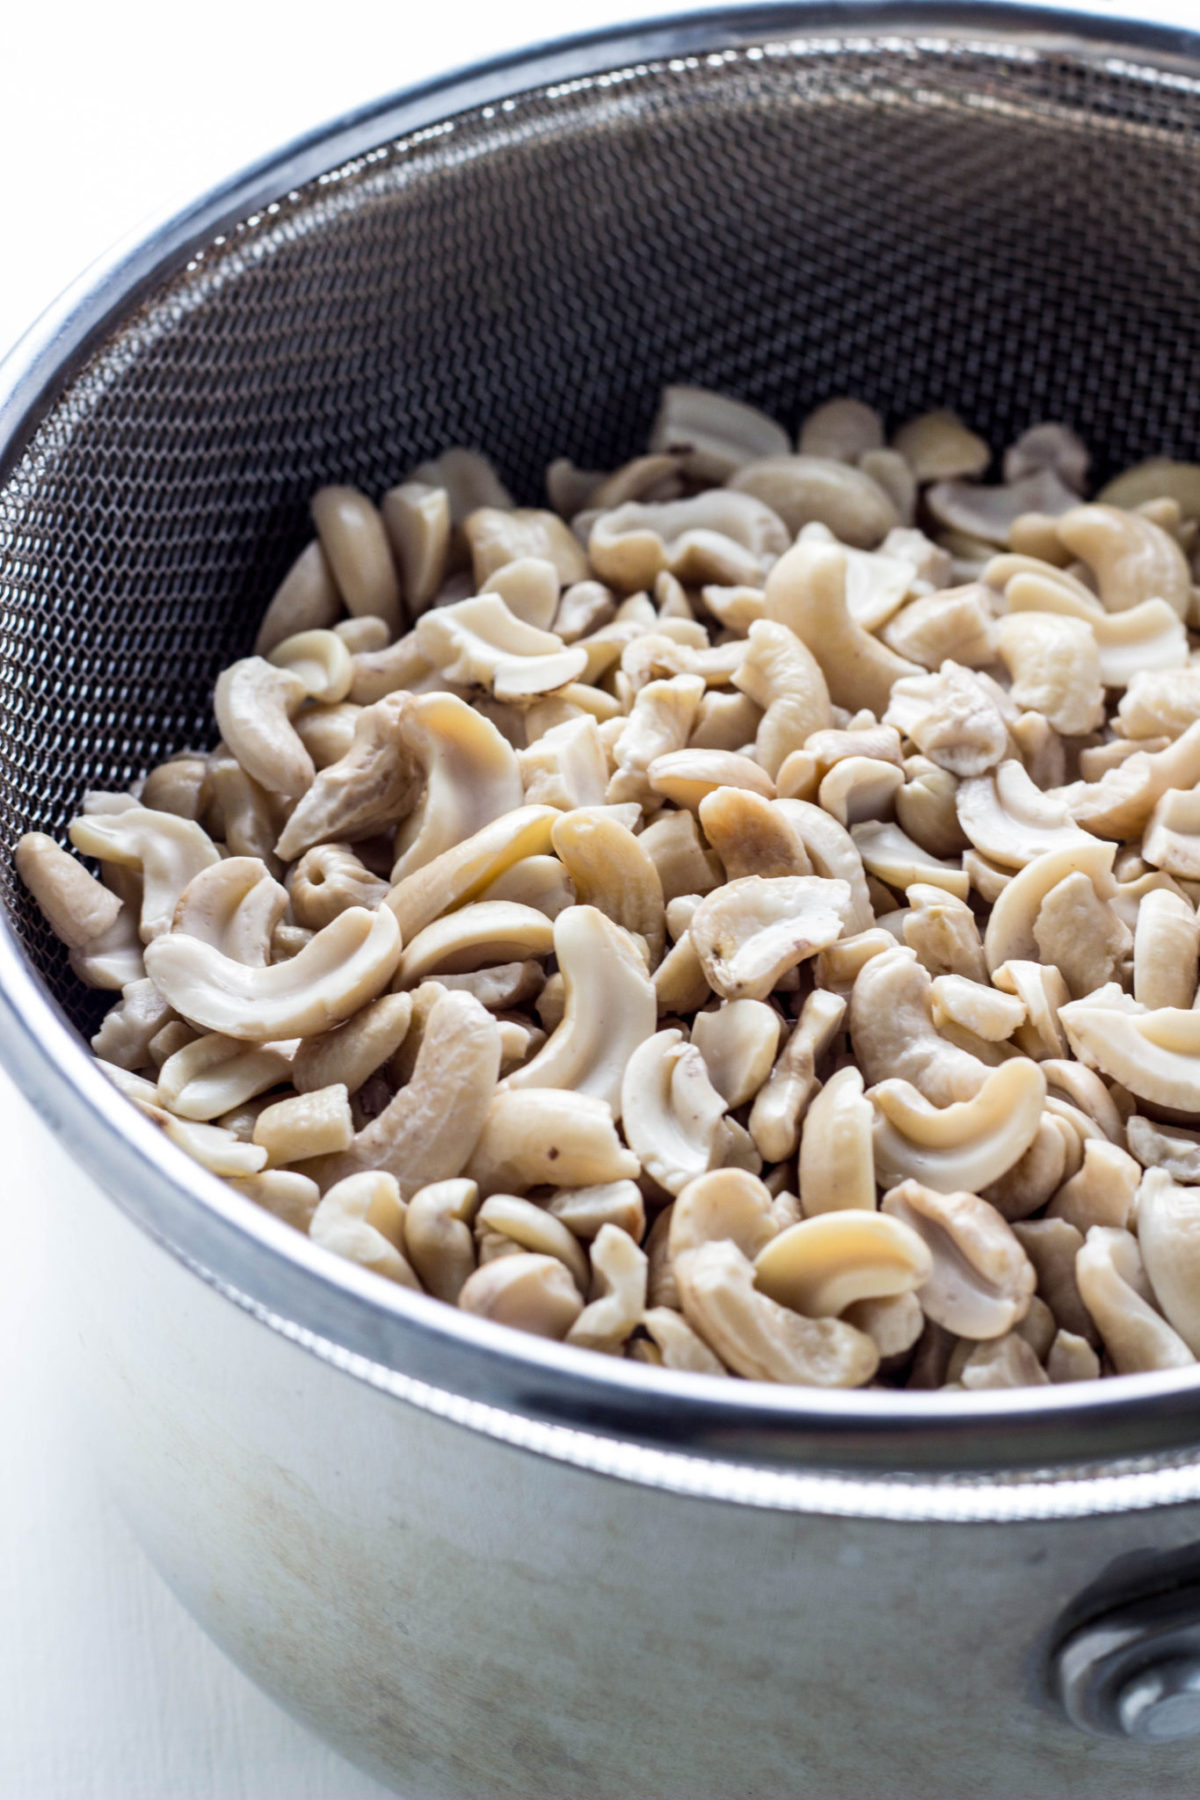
[{"left": 21, "top": 388, "right": 1200, "bottom": 1390}]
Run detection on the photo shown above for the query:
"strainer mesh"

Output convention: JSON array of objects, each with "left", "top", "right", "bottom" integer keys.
[{"left": 3, "top": 28, "right": 1200, "bottom": 1032}]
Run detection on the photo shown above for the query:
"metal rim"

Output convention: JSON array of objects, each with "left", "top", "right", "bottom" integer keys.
[{"left": 5, "top": 1, "right": 1200, "bottom": 1501}]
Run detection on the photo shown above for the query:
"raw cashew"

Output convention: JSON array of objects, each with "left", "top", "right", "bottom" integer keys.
[
  {"left": 566, "top": 1224, "right": 648, "bottom": 1353},
  {"left": 649, "top": 384, "right": 790, "bottom": 481},
  {"left": 621, "top": 1029, "right": 728, "bottom": 1195},
  {"left": 849, "top": 948, "right": 989, "bottom": 1103},
  {"left": 255, "top": 540, "right": 341, "bottom": 657},
  {"left": 214, "top": 658, "right": 314, "bottom": 800},
  {"left": 729, "top": 456, "right": 898, "bottom": 546},
  {"left": 798, "top": 1067, "right": 876, "bottom": 1214},
  {"left": 309, "top": 1171, "right": 418, "bottom": 1284},
  {"left": 69, "top": 807, "right": 221, "bottom": 943},
  {"left": 636, "top": 1308, "right": 729, "bottom": 1375},
  {"left": 697, "top": 789, "right": 812, "bottom": 882},
  {"left": 16, "top": 833, "right": 123, "bottom": 949},
  {"left": 748, "top": 987, "right": 846, "bottom": 1163},
  {"left": 1133, "top": 887, "right": 1198, "bottom": 1009},
  {"left": 763, "top": 539, "right": 920, "bottom": 714},
  {"left": 458, "top": 1254, "right": 584, "bottom": 1339},
  {"left": 417, "top": 593, "right": 586, "bottom": 699},
  {"left": 691, "top": 1000, "right": 782, "bottom": 1108},
  {"left": 549, "top": 810, "right": 665, "bottom": 964},
  {"left": 674, "top": 1240, "right": 879, "bottom": 1385},
  {"left": 404, "top": 1178, "right": 480, "bottom": 1302},
  {"left": 311, "top": 486, "right": 403, "bottom": 634},
  {"left": 881, "top": 1180, "right": 1035, "bottom": 1339},
  {"left": 669, "top": 1168, "right": 778, "bottom": 1263},
  {"left": 386, "top": 805, "right": 558, "bottom": 941},
  {"left": 688, "top": 874, "right": 854, "bottom": 1002},
  {"left": 156, "top": 1032, "right": 293, "bottom": 1122},
  {"left": 754, "top": 1211, "right": 932, "bottom": 1317},
  {"left": 1135, "top": 1170, "right": 1200, "bottom": 1355},
  {"left": 870, "top": 1057, "right": 1047, "bottom": 1193},
  {"left": 396, "top": 901, "right": 554, "bottom": 986},
  {"left": 731, "top": 618, "right": 832, "bottom": 777},
  {"left": 381, "top": 480, "right": 451, "bottom": 612},
  {"left": 996, "top": 612, "right": 1104, "bottom": 736},
  {"left": 956, "top": 761, "right": 1093, "bottom": 869},
  {"left": 1056, "top": 503, "right": 1191, "bottom": 618},
  {"left": 467, "top": 1090, "right": 639, "bottom": 1194},
  {"left": 1059, "top": 988, "right": 1200, "bottom": 1111},
  {"left": 589, "top": 492, "right": 789, "bottom": 590},
  {"left": 173, "top": 858, "right": 289, "bottom": 963},
  {"left": 1075, "top": 1227, "right": 1195, "bottom": 1373}
]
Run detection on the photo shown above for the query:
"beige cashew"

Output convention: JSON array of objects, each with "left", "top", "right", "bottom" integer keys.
[
  {"left": 958, "top": 1334, "right": 1050, "bottom": 1390},
  {"left": 334, "top": 618, "right": 390, "bottom": 656},
  {"left": 380, "top": 480, "right": 451, "bottom": 613},
  {"left": 965, "top": 850, "right": 1014, "bottom": 905},
  {"left": 1000, "top": 569, "right": 1187, "bottom": 688},
  {"left": 797, "top": 1066, "right": 876, "bottom": 1215},
  {"left": 467, "top": 1089, "right": 639, "bottom": 1194},
  {"left": 979, "top": 1117, "right": 1071, "bottom": 1221},
  {"left": 1127, "top": 1114, "right": 1200, "bottom": 1186},
  {"left": 688, "top": 874, "right": 853, "bottom": 1002},
  {"left": 1048, "top": 1138, "right": 1140, "bottom": 1233},
  {"left": 253, "top": 1085, "right": 354, "bottom": 1165},
  {"left": 892, "top": 410, "right": 990, "bottom": 481},
  {"left": 566, "top": 1224, "right": 649, "bottom": 1353},
  {"left": 416, "top": 594, "right": 586, "bottom": 700},
  {"left": 500, "top": 905, "right": 655, "bottom": 1117},
  {"left": 168, "top": 860, "right": 287, "bottom": 967},
  {"left": 387, "top": 805, "right": 558, "bottom": 942},
  {"left": 1119, "top": 668, "right": 1200, "bottom": 740},
  {"left": 1003, "top": 422, "right": 1089, "bottom": 492},
  {"left": 1067, "top": 723, "right": 1200, "bottom": 840},
  {"left": 347, "top": 631, "right": 435, "bottom": 706},
  {"left": 275, "top": 692, "right": 423, "bottom": 862},
  {"left": 983, "top": 839, "right": 1117, "bottom": 973},
  {"left": 396, "top": 901, "right": 554, "bottom": 986},
  {"left": 1075, "top": 1227, "right": 1194, "bottom": 1373},
  {"left": 647, "top": 748, "right": 774, "bottom": 812},
  {"left": 815, "top": 926, "right": 896, "bottom": 995},
  {"left": 924, "top": 470, "right": 1077, "bottom": 547},
  {"left": 207, "top": 753, "right": 284, "bottom": 874},
  {"left": 1135, "top": 1170, "right": 1200, "bottom": 1356},
  {"left": 691, "top": 1000, "right": 782, "bottom": 1108},
  {"left": 478, "top": 855, "right": 575, "bottom": 920},
  {"left": 668, "top": 1168, "right": 778, "bottom": 1263},
  {"left": 403, "top": 1178, "right": 479, "bottom": 1303},
  {"left": 730, "top": 618, "right": 832, "bottom": 777},
  {"left": 843, "top": 1291, "right": 924, "bottom": 1365},
  {"left": 850, "top": 819, "right": 969, "bottom": 901},
  {"left": 392, "top": 692, "right": 527, "bottom": 881},
  {"left": 900, "top": 885, "right": 986, "bottom": 985},
  {"left": 754, "top": 1211, "right": 932, "bottom": 1317},
  {"left": 881, "top": 1180, "right": 1035, "bottom": 1339},
  {"left": 311, "top": 486, "right": 403, "bottom": 634},
  {"left": 1040, "top": 1060, "right": 1125, "bottom": 1143},
  {"left": 91, "top": 978, "right": 174, "bottom": 1070},
  {"left": 213, "top": 657, "right": 314, "bottom": 801},
  {"left": 434, "top": 961, "right": 544, "bottom": 1012},
  {"left": 674, "top": 1240, "right": 879, "bottom": 1386},
  {"left": 458, "top": 1253, "right": 584, "bottom": 1340},
  {"left": 991, "top": 960, "right": 1070, "bottom": 1060},
  {"left": 1143, "top": 788, "right": 1200, "bottom": 880},
  {"left": 411, "top": 447, "right": 511, "bottom": 527},
  {"left": 996, "top": 612, "right": 1104, "bottom": 735},
  {"left": 1032, "top": 871, "right": 1132, "bottom": 1000},
  {"left": 1098, "top": 458, "right": 1200, "bottom": 517},
  {"left": 1047, "top": 1331, "right": 1102, "bottom": 1383},
  {"left": 763, "top": 539, "right": 920, "bottom": 714},
  {"left": 607, "top": 673, "right": 706, "bottom": 803},
  {"left": 818, "top": 758, "right": 905, "bottom": 830},
  {"left": 1059, "top": 988, "right": 1200, "bottom": 1111},
  {"left": 648, "top": 384, "right": 790, "bottom": 481},
  {"left": 69, "top": 807, "right": 221, "bottom": 944},
  {"left": 956, "top": 761, "right": 1093, "bottom": 869},
  {"left": 68, "top": 903, "right": 145, "bottom": 991},
  {"left": 231, "top": 1169, "right": 321, "bottom": 1234},
  {"left": 589, "top": 492, "right": 788, "bottom": 590},
  {"left": 930, "top": 975, "right": 1025, "bottom": 1042},
  {"left": 465, "top": 507, "right": 588, "bottom": 590},
  {"left": 309, "top": 1170, "right": 417, "bottom": 1284},
  {"left": 554, "top": 580, "right": 616, "bottom": 643},
  {"left": 636, "top": 1308, "right": 729, "bottom": 1375},
  {"left": 475, "top": 1195, "right": 590, "bottom": 1293},
  {"left": 1010, "top": 1217, "right": 1097, "bottom": 1344},
  {"left": 884, "top": 663, "right": 1010, "bottom": 779},
  {"left": 700, "top": 584, "right": 766, "bottom": 635},
  {"left": 161, "top": 1114, "right": 268, "bottom": 1177},
  {"left": 1056, "top": 503, "right": 1191, "bottom": 618},
  {"left": 16, "top": 833, "right": 122, "bottom": 949},
  {"left": 729, "top": 455, "right": 898, "bottom": 546},
  {"left": 289, "top": 844, "right": 388, "bottom": 931},
  {"left": 549, "top": 810, "right": 665, "bottom": 965},
  {"left": 880, "top": 584, "right": 997, "bottom": 670},
  {"left": 267, "top": 628, "right": 354, "bottom": 706},
  {"left": 871, "top": 1056, "right": 1046, "bottom": 1193},
  {"left": 545, "top": 1181, "right": 645, "bottom": 1244},
  {"left": 292, "top": 991, "right": 413, "bottom": 1096},
  {"left": 639, "top": 809, "right": 723, "bottom": 901},
  {"left": 141, "top": 753, "right": 210, "bottom": 821},
  {"left": 621, "top": 1029, "right": 728, "bottom": 1196},
  {"left": 518, "top": 716, "right": 609, "bottom": 811},
  {"left": 156, "top": 1033, "right": 292, "bottom": 1122},
  {"left": 748, "top": 987, "right": 846, "bottom": 1163},
  {"left": 795, "top": 523, "right": 916, "bottom": 632},
  {"left": 807, "top": 726, "right": 904, "bottom": 774},
  {"left": 697, "top": 789, "right": 812, "bottom": 883},
  {"left": 849, "top": 948, "right": 988, "bottom": 1103},
  {"left": 479, "top": 558, "right": 560, "bottom": 634},
  {"left": 798, "top": 396, "right": 884, "bottom": 463},
  {"left": 1133, "top": 887, "right": 1199, "bottom": 1009},
  {"left": 895, "top": 759, "right": 966, "bottom": 861},
  {"left": 255, "top": 540, "right": 342, "bottom": 657}
]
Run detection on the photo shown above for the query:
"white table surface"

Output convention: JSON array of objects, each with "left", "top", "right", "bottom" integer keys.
[{"left": 0, "top": 3, "right": 1195, "bottom": 1795}]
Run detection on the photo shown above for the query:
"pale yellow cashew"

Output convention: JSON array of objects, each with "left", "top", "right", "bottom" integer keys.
[
  {"left": 870, "top": 1057, "right": 1047, "bottom": 1193},
  {"left": 69, "top": 807, "right": 221, "bottom": 943},
  {"left": 753, "top": 1211, "right": 932, "bottom": 1317}
]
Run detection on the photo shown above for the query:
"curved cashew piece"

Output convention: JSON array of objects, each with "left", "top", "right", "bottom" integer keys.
[
  {"left": 255, "top": 540, "right": 342, "bottom": 658},
  {"left": 1135, "top": 1171, "right": 1200, "bottom": 1357},
  {"left": 748, "top": 987, "right": 846, "bottom": 1164},
  {"left": 380, "top": 480, "right": 451, "bottom": 613},
  {"left": 145, "top": 903, "right": 401, "bottom": 1041},
  {"left": 311, "top": 486, "right": 403, "bottom": 634},
  {"left": 231, "top": 1169, "right": 321, "bottom": 1232},
  {"left": 851, "top": 819, "right": 969, "bottom": 901},
  {"left": 1056, "top": 503, "right": 1191, "bottom": 618},
  {"left": 849, "top": 948, "right": 989, "bottom": 1103},
  {"left": 880, "top": 583, "right": 997, "bottom": 670},
  {"left": 16, "top": 833, "right": 122, "bottom": 949},
  {"left": 403, "top": 1177, "right": 479, "bottom": 1303},
  {"left": 636, "top": 1307, "right": 729, "bottom": 1375},
  {"left": 289, "top": 844, "right": 388, "bottom": 930},
  {"left": 843, "top": 1291, "right": 924, "bottom": 1364},
  {"left": 621, "top": 1029, "right": 728, "bottom": 1196},
  {"left": 390, "top": 692, "right": 525, "bottom": 881},
  {"left": 476, "top": 1195, "right": 590, "bottom": 1293},
  {"left": 731, "top": 618, "right": 832, "bottom": 777},
  {"left": 607, "top": 673, "right": 706, "bottom": 804},
  {"left": 253, "top": 1085, "right": 354, "bottom": 1165},
  {"left": 1067, "top": 723, "right": 1200, "bottom": 840},
  {"left": 1000, "top": 569, "right": 1187, "bottom": 687},
  {"left": 675, "top": 1240, "right": 879, "bottom": 1386},
  {"left": 545, "top": 1181, "right": 645, "bottom": 1244},
  {"left": 589, "top": 492, "right": 788, "bottom": 590},
  {"left": 871, "top": 1057, "right": 1047, "bottom": 1194},
  {"left": 882, "top": 1180, "right": 1035, "bottom": 1339},
  {"left": 1032, "top": 871, "right": 1131, "bottom": 1000},
  {"left": 566, "top": 1223, "right": 649, "bottom": 1353},
  {"left": 689, "top": 875, "right": 853, "bottom": 1002},
  {"left": 819, "top": 758, "right": 905, "bottom": 830},
  {"left": 387, "top": 805, "right": 558, "bottom": 942},
  {"left": 1003, "top": 422, "right": 1089, "bottom": 491},
  {"left": 416, "top": 594, "right": 586, "bottom": 699},
  {"left": 213, "top": 657, "right": 314, "bottom": 801},
  {"left": 1143, "top": 788, "right": 1200, "bottom": 880},
  {"left": 763, "top": 540, "right": 920, "bottom": 714},
  {"left": 1048, "top": 1137, "right": 1140, "bottom": 1232},
  {"left": 549, "top": 810, "right": 665, "bottom": 965},
  {"left": 1118, "top": 668, "right": 1200, "bottom": 741},
  {"left": 518, "top": 715, "right": 608, "bottom": 811},
  {"left": 925, "top": 470, "right": 1077, "bottom": 547},
  {"left": 397, "top": 901, "right": 554, "bottom": 986},
  {"left": 892, "top": 410, "right": 990, "bottom": 482},
  {"left": 1098, "top": 458, "right": 1200, "bottom": 518},
  {"left": 267, "top": 628, "right": 354, "bottom": 706},
  {"left": 468, "top": 1089, "right": 639, "bottom": 1194},
  {"left": 639, "top": 809, "right": 723, "bottom": 902},
  {"left": 465, "top": 507, "right": 588, "bottom": 590},
  {"left": 884, "top": 663, "right": 1010, "bottom": 779},
  {"left": 1133, "top": 887, "right": 1199, "bottom": 1009},
  {"left": 796, "top": 522, "right": 916, "bottom": 632},
  {"left": 902, "top": 886, "right": 986, "bottom": 982},
  {"left": 309, "top": 1170, "right": 414, "bottom": 1284},
  {"left": 798, "top": 396, "right": 884, "bottom": 463},
  {"left": 478, "top": 855, "right": 575, "bottom": 920},
  {"left": 458, "top": 1253, "right": 584, "bottom": 1340},
  {"left": 754, "top": 1211, "right": 932, "bottom": 1317},
  {"left": 775, "top": 799, "right": 874, "bottom": 932},
  {"left": 983, "top": 839, "right": 1117, "bottom": 973},
  {"left": 1075, "top": 1226, "right": 1194, "bottom": 1373},
  {"left": 141, "top": 753, "right": 210, "bottom": 821},
  {"left": 980, "top": 1117, "right": 1071, "bottom": 1221},
  {"left": 648, "top": 749, "right": 774, "bottom": 812},
  {"left": 669, "top": 1168, "right": 778, "bottom": 1263},
  {"left": 91, "top": 978, "right": 174, "bottom": 1070},
  {"left": 691, "top": 1000, "right": 782, "bottom": 1108},
  {"left": 650, "top": 384, "right": 790, "bottom": 481},
  {"left": 697, "top": 789, "right": 812, "bottom": 883},
  {"left": 500, "top": 905, "right": 655, "bottom": 1116},
  {"left": 797, "top": 1066, "right": 877, "bottom": 1214},
  {"left": 274, "top": 692, "right": 422, "bottom": 863},
  {"left": 156, "top": 1032, "right": 292, "bottom": 1122},
  {"left": 958, "top": 1333, "right": 1049, "bottom": 1390},
  {"left": 69, "top": 807, "right": 221, "bottom": 943},
  {"left": 292, "top": 991, "right": 413, "bottom": 1096},
  {"left": 996, "top": 612, "right": 1104, "bottom": 735},
  {"left": 411, "top": 446, "right": 511, "bottom": 525},
  {"left": 930, "top": 975, "right": 1025, "bottom": 1042},
  {"left": 1127, "top": 1114, "right": 1200, "bottom": 1187},
  {"left": 1059, "top": 989, "right": 1200, "bottom": 1111},
  {"left": 1010, "top": 1217, "right": 1097, "bottom": 1344},
  {"left": 1047, "top": 1331, "right": 1102, "bottom": 1383},
  {"left": 729, "top": 455, "right": 898, "bottom": 546},
  {"left": 172, "top": 858, "right": 289, "bottom": 964},
  {"left": 956, "top": 761, "right": 1093, "bottom": 869},
  {"left": 815, "top": 927, "right": 896, "bottom": 995}
]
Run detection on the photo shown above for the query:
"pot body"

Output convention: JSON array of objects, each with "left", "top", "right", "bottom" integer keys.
[{"left": 57, "top": 1144, "right": 1200, "bottom": 1800}]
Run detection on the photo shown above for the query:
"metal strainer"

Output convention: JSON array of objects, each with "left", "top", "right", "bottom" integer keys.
[{"left": 4, "top": 4, "right": 1200, "bottom": 1474}]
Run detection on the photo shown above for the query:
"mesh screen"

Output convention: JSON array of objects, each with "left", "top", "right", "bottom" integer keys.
[{"left": 3, "top": 28, "right": 1200, "bottom": 1032}]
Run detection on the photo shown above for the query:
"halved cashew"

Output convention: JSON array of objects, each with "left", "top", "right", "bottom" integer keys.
[
  {"left": 621, "top": 1029, "right": 728, "bottom": 1195},
  {"left": 403, "top": 1178, "right": 479, "bottom": 1302},
  {"left": 1000, "top": 569, "right": 1187, "bottom": 687},
  {"left": 464, "top": 507, "right": 588, "bottom": 590},
  {"left": 748, "top": 987, "right": 846, "bottom": 1163},
  {"left": 956, "top": 761, "right": 1093, "bottom": 869},
  {"left": 478, "top": 558, "right": 559, "bottom": 634},
  {"left": 158, "top": 1111, "right": 269, "bottom": 1178},
  {"left": 15, "top": 833, "right": 122, "bottom": 948},
  {"left": 1032, "top": 871, "right": 1131, "bottom": 1000},
  {"left": 255, "top": 540, "right": 342, "bottom": 657},
  {"left": 1119, "top": 668, "right": 1200, "bottom": 741},
  {"left": 843, "top": 1291, "right": 924, "bottom": 1364},
  {"left": 416, "top": 594, "right": 586, "bottom": 699},
  {"left": 892, "top": 410, "right": 990, "bottom": 481},
  {"left": 1133, "top": 887, "right": 1198, "bottom": 1009},
  {"left": 851, "top": 819, "right": 970, "bottom": 901},
  {"left": 1135, "top": 1170, "right": 1200, "bottom": 1356},
  {"left": 1004, "top": 422, "right": 1089, "bottom": 491},
  {"left": 871, "top": 1056, "right": 1047, "bottom": 1193},
  {"left": 797, "top": 1066, "right": 876, "bottom": 1214},
  {"left": 881, "top": 1180, "right": 1035, "bottom": 1339},
  {"left": 983, "top": 839, "right": 1117, "bottom": 973},
  {"left": 380, "top": 480, "right": 451, "bottom": 612},
  {"left": 1059, "top": 989, "right": 1200, "bottom": 1110},
  {"left": 819, "top": 759, "right": 905, "bottom": 830},
  {"left": 1143, "top": 788, "right": 1200, "bottom": 880},
  {"left": 311, "top": 487, "right": 403, "bottom": 634},
  {"left": 1098, "top": 458, "right": 1200, "bottom": 517},
  {"left": 607, "top": 673, "right": 706, "bottom": 804},
  {"left": 798, "top": 396, "right": 884, "bottom": 463},
  {"left": 500, "top": 905, "right": 655, "bottom": 1116},
  {"left": 1075, "top": 1226, "right": 1195, "bottom": 1373},
  {"left": 91, "top": 979, "right": 174, "bottom": 1070},
  {"left": 1067, "top": 723, "right": 1200, "bottom": 840},
  {"left": 292, "top": 991, "right": 413, "bottom": 1096},
  {"left": 648, "top": 749, "right": 774, "bottom": 812},
  {"left": 310, "top": 1170, "right": 416, "bottom": 1282},
  {"left": 902, "top": 885, "right": 986, "bottom": 982},
  {"left": 478, "top": 855, "right": 575, "bottom": 920},
  {"left": 156, "top": 1033, "right": 292, "bottom": 1121},
  {"left": 1055, "top": 503, "right": 1191, "bottom": 618},
  {"left": 730, "top": 618, "right": 832, "bottom": 776},
  {"left": 1047, "top": 1331, "right": 1103, "bottom": 1383},
  {"left": 214, "top": 658, "right": 314, "bottom": 800},
  {"left": 566, "top": 1224, "right": 648, "bottom": 1353},
  {"left": 763, "top": 539, "right": 920, "bottom": 714},
  {"left": 691, "top": 1000, "right": 782, "bottom": 1107},
  {"left": 387, "top": 805, "right": 558, "bottom": 941},
  {"left": 267, "top": 628, "right": 354, "bottom": 706},
  {"left": 1041, "top": 1059, "right": 1125, "bottom": 1143},
  {"left": 141, "top": 753, "right": 210, "bottom": 821},
  {"left": 931, "top": 975, "right": 1025, "bottom": 1042},
  {"left": 636, "top": 1307, "right": 729, "bottom": 1375},
  {"left": 274, "top": 692, "right": 423, "bottom": 862},
  {"left": 669, "top": 1167, "right": 778, "bottom": 1262},
  {"left": 254, "top": 1085, "right": 354, "bottom": 1165},
  {"left": 391, "top": 692, "right": 526, "bottom": 882},
  {"left": 925, "top": 470, "right": 1077, "bottom": 547},
  {"left": 397, "top": 902, "right": 554, "bottom": 986},
  {"left": 649, "top": 384, "right": 790, "bottom": 481},
  {"left": 290, "top": 844, "right": 388, "bottom": 930},
  {"left": 590, "top": 492, "right": 788, "bottom": 590},
  {"left": 1010, "top": 1217, "right": 1097, "bottom": 1344},
  {"left": 467, "top": 1090, "right": 639, "bottom": 1194},
  {"left": 545, "top": 1181, "right": 645, "bottom": 1244},
  {"left": 639, "top": 809, "right": 723, "bottom": 901},
  {"left": 996, "top": 612, "right": 1104, "bottom": 735},
  {"left": 697, "top": 789, "right": 812, "bottom": 882},
  {"left": 815, "top": 926, "right": 896, "bottom": 994},
  {"left": 1048, "top": 1137, "right": 1140, "bottom": 1232},
  {"left": 729, "top": 456, "right": 898, "bottom": 546},
  {"left": 764, "top": 800, "right": 879, "bottom": 936},
  {"left": 69, "top": 808, "right": 221, "bottom": 943},
  {"left": 207, "top": 753, "right": 283, "bottom": 873},
  {"left": 232, "top": 1169, "right": 321, "bottom": 1232},
  {"left": 688, "top": 875, "right": 853, "bottom": 1001},
  {"left": 69, "top": 903, "right": 145, "bottom": 990},
  {"left": 145, "top": 903, "right": 401, "bottom": 1041},
  {"left": 458, "top": 1253, "right": 584, "bottom": 1339},
  {"left": 958, "top": 1334, "right": 1049, "bottom": 1389},
  {"left": 849, "top": 948, "right": 989, "bottom": 1103},
  {"left": 884, "top": 663, "right": 1010, "bottom": 779},
  {"left": 476, "top": 1195, "right": 590, "bottom": 1293},
  {"left": 335, "top": 618, "right": 390, "bottom": 655},
  {"left": 754, "top": 1211, "right": 932, "bottom": 1317},
  {"left": 980, "top": 1117, "right": 1071, "bottom": 1221},
  {"left": 170, "top": 859, "right": 288, "bottom": 964},
  {"left": 795, "top": 523, "right": 916, "bottom": 631},
  {"left": 674, "top": 1240, "right": 879, "bottom": 1385},
  {"left": 549, "top": 810, "right": 665, "bottom": 964},
  {"left": 880, "top": 584, "right": 997, "bottom": 670},
  {"left": 1127, "top": 1114, "right": 1200, "bottom": 1186},
  {"left": 518, "top": 715, "right": 608, "bottom": 811}
]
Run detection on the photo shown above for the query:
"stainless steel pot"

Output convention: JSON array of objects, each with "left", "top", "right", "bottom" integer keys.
[{"left": 6, "top": 7, "right": 1200, "bottom": 1794}]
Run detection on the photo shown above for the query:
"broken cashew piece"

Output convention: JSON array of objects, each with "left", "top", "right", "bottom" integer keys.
[
  {"left": 214, "top": 657, "right": 314, "bottom": 801},
  {"left": 404, "top": 1177, "right": 480, "bottom": 1303},
  {"left": 881, "top": 1180, "right": 1036, "bottom": 1339},
  {"left": 763, "top": 539, "right": 920, "bottom": 714},
  {"left": 69, "top": 807, "right": 221, "bottom": 944},
  {"left": 870, "top": 1056, "right": 1048, "bottom": 1194},
  {"left": 173, "top": 858, "right": 289, "bottom": 964},
  {"left": 309, "top": 1171, "right": 417, "bottom": 1286},
  {"left": 753, "top": 1211, "right": 933, "bottom": 1317},
  {"left": 688, "top": 874, "right": 853, "bottom": 1002},
  {"left": 458, "top": 1253, "right": 584, "bottom": 1340},
  {"left": 797, "top": 1066, "right": 876, "bottom": 1214},
  {"left": 566, "top": 1224, "right": 648, "bottom": 1353},
  {"left": 1060, "top": 988, "right": 1200, "bottom": 1111},
  {"left": 621, "top": 1029, "right": 729, "bottom": 1196},
  {"left": 1075, "top": 1226, "right": 1195, "bottom": 1373},
  {"left": 15, "top": 833, "right": 122, "bottom": 949},
  {"left": 467, "top": 1089, "right": 639, "bottom": 1195}
]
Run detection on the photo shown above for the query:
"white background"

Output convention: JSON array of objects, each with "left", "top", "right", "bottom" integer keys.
[{"left": 0, "top": 2, "right": 1194, "bottom": 1797}]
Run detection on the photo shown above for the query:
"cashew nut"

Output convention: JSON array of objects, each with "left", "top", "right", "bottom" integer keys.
[
  {"left": 797, "top": 1066, "right": 876, "bottom": 1215},
  {"left": 754, "top": 1211, "right": 933, "bottom": 1317},
  {"left": 621, "top": 1029, "right": 728, "bottom": 1195},
  {"left": 688, "top": 875, "right": 853, "bottom": 1001},
  {"left": 69, "top": 807, "right": 221, "bottom": 943},
  {"left": 255, "top": 540, "right": 342, "bottom": 657},
  {"left": 871, "top": 1056, "right": 1047, "bottom": 1193},
  {"left": 15, "top": 833, "right": 122, "bottom": 949},
  {"left": 881, "top": 1180, "right": 1035, "bottom": 1339},
  {"left": 763, "top": 539, "right": 920, "bottom": 714},
  {"left": 566, "top": 1223, "right": 648, "bottom": 1353},
  {"left": 1075, "top": 1226, "right": 1194, "bottom": 1373},
  {"left": 648, "top": 384, "right": 790, "bottom": 481},
  {"left": 729, "top": 456, "right": 898, "bottom": 546}
]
